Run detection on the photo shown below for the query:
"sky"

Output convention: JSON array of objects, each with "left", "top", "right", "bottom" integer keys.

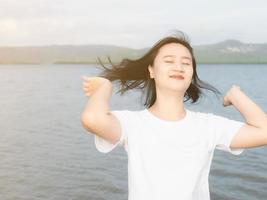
[{"left": 0, "top": 0, "right": 266, "bottom": 48}]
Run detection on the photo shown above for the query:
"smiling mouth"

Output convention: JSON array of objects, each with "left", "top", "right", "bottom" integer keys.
[{"left": 169, "top": 75, "right": 184, "bottom": 80}]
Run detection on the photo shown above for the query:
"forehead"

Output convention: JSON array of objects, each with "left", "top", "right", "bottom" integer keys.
[{"left": 157, "top": 43, "right": 192, "bottom": 59}]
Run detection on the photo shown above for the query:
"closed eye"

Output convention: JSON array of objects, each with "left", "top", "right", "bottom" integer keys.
[
  {"left": 165, "top": 61, "right": 174, "bottom": 63},
  {"left": 165, "top": 61, "right": 190, "bottom": 65}
]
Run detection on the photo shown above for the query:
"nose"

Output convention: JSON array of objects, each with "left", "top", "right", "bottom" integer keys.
[{"left": 174, "top": 63, "right": 185, "bottom": 72}]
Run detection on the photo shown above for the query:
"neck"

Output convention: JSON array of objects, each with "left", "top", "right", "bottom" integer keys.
[{"left": 148, "top": 89, "right": 186, "bottom": 121}]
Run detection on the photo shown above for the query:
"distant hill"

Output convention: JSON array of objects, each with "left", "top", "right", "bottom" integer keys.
[
  {"left": 193, "top": 39, "right": 267, "bottom": 64},
  {"left": 0, "top": 40, "right": 266, "bottom": 64}
]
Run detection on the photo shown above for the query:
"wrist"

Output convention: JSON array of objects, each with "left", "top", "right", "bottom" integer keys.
[
  {"left": 92, "top": 79, "right": 113, "bottom": 98},
  {"left": 228, "top": 86, "right": 243, "bottom": 105}
]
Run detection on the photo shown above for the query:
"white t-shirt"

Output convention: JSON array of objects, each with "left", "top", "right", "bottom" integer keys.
[{"left": 94, "top": 108, "right": 245, "bottom": 200}]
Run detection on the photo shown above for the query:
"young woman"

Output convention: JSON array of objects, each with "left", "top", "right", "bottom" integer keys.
[{"left": 80, "top": 31, "right": 267, "bottom": 200}]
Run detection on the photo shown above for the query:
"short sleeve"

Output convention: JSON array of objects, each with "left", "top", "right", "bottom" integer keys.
[
  {"left": 207, "top": 113, "right": 246, "bottom": 155},
  {"left": 94, "top": 110, "right": 130, "bottom": 154}
]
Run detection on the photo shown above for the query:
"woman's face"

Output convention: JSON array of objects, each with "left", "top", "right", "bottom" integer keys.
[{"left": 148, "top": 42, "right": 194, "bottom": 93}]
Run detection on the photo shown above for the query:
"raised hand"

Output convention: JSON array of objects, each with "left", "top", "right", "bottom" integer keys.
[
  {"left": 223, "top": 85, "right": 241, "bottom": 107},
  {"left": 81, "top": 76, "right": 111, "bottom": 97}
]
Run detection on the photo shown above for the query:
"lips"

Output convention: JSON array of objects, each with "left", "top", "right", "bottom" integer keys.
[{"left": 169, "top": 75, "right": 184, "bottom": 80}]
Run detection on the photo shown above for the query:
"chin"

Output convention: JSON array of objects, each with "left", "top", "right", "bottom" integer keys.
[{"left": 169, "top": 86, "right": 187, "bottom": 93}]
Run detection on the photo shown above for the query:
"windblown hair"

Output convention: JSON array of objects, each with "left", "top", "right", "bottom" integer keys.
[{"left": 96, "top": 30, "right": 221, "bottom": 108}]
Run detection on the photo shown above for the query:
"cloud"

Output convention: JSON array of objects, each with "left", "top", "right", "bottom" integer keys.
[{"left": 0, "top": 0, "right": 266, "bottom": 47}]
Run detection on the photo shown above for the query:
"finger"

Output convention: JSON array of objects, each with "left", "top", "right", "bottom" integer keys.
[
  {"left": 82, "top": 86, "right": 87, "bottom": 91},
  {"left": 81, "top": 76, "right": 88, "bottom": 80},
  {"left": 82, "top": 76, "right": 93, "bottom": 82},
  {"left": 83, "top": 82, "right": 94, "bottom": 88},
  {"left": 83, "top": 84, "right": 90, "bottom": 89},
  {"left": 223, "top": 103, "right": 229, "bottom": 107},
  {"left": 232, "top": 85, "right": 240, "bottom": 89},
  {"left": 83, "top": 87, "right": 89, "bottom": 92},
  {"left": 83, "top": 82, "right": 90, "bottom": 86}
]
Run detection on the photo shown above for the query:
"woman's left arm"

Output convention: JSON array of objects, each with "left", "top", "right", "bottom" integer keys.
[{"left": 223, "top": 85, "right": 267, "bottom": 148}]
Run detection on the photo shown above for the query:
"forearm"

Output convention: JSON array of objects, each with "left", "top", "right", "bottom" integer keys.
[
  {"left": 82, "top": 81, "right": 113, "bottom": 118},
  {"left": 230, "top": 89, "right": 267, "bottom": 129}
]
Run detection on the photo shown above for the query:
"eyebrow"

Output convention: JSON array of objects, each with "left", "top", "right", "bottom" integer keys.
[{"left": 163, "top": 55, "right": 192, "bottom": 61}]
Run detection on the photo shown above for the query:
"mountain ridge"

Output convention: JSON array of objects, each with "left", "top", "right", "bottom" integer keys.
[{"left": 0, "top": 40, "right": 267, "bottom": 64}]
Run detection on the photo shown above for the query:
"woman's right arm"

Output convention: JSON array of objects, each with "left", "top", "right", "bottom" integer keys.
[{"left": 80, "top": 76, "right": 122, "bottom": 144}]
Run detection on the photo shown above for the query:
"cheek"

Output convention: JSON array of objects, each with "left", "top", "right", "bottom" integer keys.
[
  {"left": 155, "top": 66, "right": 168, "bottom": 77},
  {"left": 187, "top": 68, "right": 194, "bottom": 78}
]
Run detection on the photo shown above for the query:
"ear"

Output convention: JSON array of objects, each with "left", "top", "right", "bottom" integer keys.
[
  {"left": 148, "top": 65, "right": 154, "bottom": 78},
  {"left": 148, "top": 64, "right": 153, "bottom": 74}
]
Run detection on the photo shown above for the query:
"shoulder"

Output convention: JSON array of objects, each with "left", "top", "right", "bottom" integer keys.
[
  {"left": 186, "top": 109, "right": 224, "bottom": 127},
  {"left": 188, "top": 109, "right": 243, "bottom": 126}
]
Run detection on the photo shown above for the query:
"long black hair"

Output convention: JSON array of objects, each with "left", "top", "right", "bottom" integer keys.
[{"left": 96, "top": 30, "right": 221, "bottom": 108}]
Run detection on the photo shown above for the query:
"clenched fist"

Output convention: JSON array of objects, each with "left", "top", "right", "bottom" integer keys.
[
  {"left": 81, "top": 76, "right": 111, "bottom": 97},
  {"left": 223, "top": 85, "right": 241, "bottom": 107}
]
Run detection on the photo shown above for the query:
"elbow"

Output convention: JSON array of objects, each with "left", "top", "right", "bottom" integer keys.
[
  {"left": 260, "top": 124, "right": 267, "bottom": 145},
  {"left": 80, "top": 112, "right": 96, "bottom": 133},
  {"left": 264, "top": 127, "right": 267, "bottom": 145}
]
